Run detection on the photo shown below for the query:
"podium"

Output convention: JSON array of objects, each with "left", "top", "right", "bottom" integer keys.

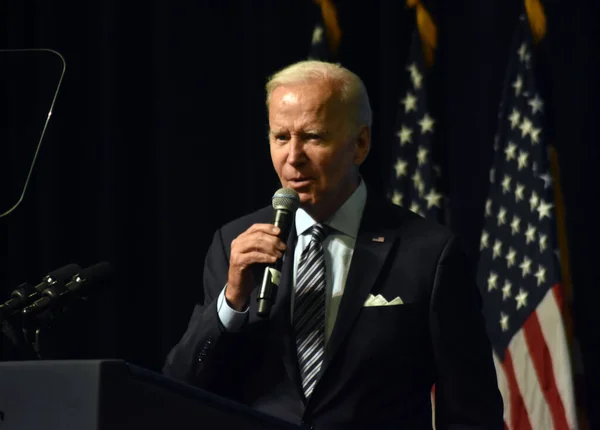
[{"left": 0, "top": 359, "right": 303, "bottom": 430}]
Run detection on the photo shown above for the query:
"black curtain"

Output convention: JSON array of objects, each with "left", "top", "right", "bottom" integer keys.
[{"left": 1, "top": 0, "right": 598, "bottom": 425}]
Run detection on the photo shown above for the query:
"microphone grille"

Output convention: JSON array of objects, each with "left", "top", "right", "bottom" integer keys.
[{"left": 272, "top": 188, "right": 300, "bottom": 212}]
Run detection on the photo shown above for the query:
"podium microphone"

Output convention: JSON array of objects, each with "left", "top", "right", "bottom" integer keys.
[
  {"left": 257, "top": 188, "right": 299, "bottom": 318},
  {"left": 22, "top": 262, "right": 113, "bottom": 316},
  {"left": 0, "top": 263, "right": 81, "bottom": 321}
]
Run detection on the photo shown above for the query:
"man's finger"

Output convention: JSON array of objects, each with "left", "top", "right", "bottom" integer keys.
[{"left": 246, "top": 223, "right": 280, "bottom": 236}]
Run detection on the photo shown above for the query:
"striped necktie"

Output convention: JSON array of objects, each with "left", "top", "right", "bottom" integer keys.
[{"left": 293, "top": 223, "right": 328, "bottom": 399}]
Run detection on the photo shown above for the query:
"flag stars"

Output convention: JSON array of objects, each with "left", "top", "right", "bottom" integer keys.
[
  {"left": 509, "top": 109, "right": 521, "bottom": 129},
  {"left": 539, "top": 233, "right": 548, "bottom": 252},
  {"left": 401, "top": 92, "right": 417, "bottom": 113},
  {"left": 505, "top": 142, "right": 517, "bottom": 161},
  {"left": 500, "top": 312, "right": 510, "bottom": 332},
  {"left": 513, "top": 75, "right": 523, "bottom": 96},
  {"left": 528, "top": 95, "right": 544, "bottom": 114},
  {"left": 409, "top": 202, "right": 422, "bottom": 217},
  {"left": 502, "top": 175, "right": 512, "bottom": 194},
  {"left": 417, "top": 147, "right": 429, "bottom": 166},
  {"left": 519, "top": 256, "right": 532, "bottom": 277},
  {"left": 391, "top": 191, "right": 403, "bottom": 206},
  {"left": 530, "top": 191, "right": 539, "bottom": 211},
  {"left": 485, "top": 199, "right": 493, "bottom": 217},
  {"left": 515, "top": 288, "right": 529, "bottom": 310},
  {"left": 517, "top": 150, "right": 529, "bottom": 170},
  {"left": 419, "top": 114, "right": 435, "bottom": 134},
  {"left": 518, "top": 43, "right": 528, "bottom": 62},
  {"left": 311, "top": 25, "right": 324, "bottom": 45},
  {"left": 502, "top": 280, "right": 513, "bottom": 301},
  {"left": 515, "top": 183, "right": 525, "bottom": 202},
  {"left": 493, "top": 239, "right": 503, "bottom": 259},
  {"left": 497, "top": 206, "right": 507, "bottom": 226},
  {"left": 510, "top": 215, "right": 521, "bottom": 235},
  {"left": 406, "top": 63, "right": 418, "bottom": 76},
  {"left": 525, "top": 224, "right": 537, "bottom": 244},
  {"left": 424, "top": 189, "right": 442, "bottom": 209},
  {"left": 505, "top": 247, "right": 517, "bottom": 268},
  {"left": 412, "top": 73, "right": 423, "bottom": 89},
  {"left": 535, "top": 265, "right": 547, "bottom": 286},
  {"left": 537, "top": 199, "right": 554, "bottom": 220},
  {"left": 411, "top": 171, "right": 425, "bottom": 196},
  {"left": 487, "top": 272, "right": 498, "bottom": 291},
  {"left": 539, "top": 172, "right": 552, "bottom": 189},
  {"left": 396, "top": 126, "right": 413, "bottom": 146},
  {"left": 480, "top": 230, "right": 489, "bottom": 250},
  {"left": 519, "top": 117, "right": 533, "bottom": 138},
  {"left": 530, "top": 127, "right": 541, "bottom": 144},
  {"left": 407, "top": 63, "right": 423, "bottom": 89},
  {"left": 394, "top": 158, "right": 408, "bottom": 178}
]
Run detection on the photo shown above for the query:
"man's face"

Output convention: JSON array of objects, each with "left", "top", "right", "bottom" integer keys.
[{"left": 268, "top": 80, "right": 369, "bottom": 220}]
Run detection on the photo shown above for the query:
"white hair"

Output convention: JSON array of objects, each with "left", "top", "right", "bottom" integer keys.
[{"left": 265, "top": 60, "right": 372, "bottom": 131}]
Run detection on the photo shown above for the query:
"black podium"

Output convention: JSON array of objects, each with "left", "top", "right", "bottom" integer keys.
[{"left": 0, "top": 359, "right": 302, "bottom": 430}]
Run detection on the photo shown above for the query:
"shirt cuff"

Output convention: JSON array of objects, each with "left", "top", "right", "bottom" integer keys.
[{"left": 217, "top": 286, "right": 249, "bottom": 332}]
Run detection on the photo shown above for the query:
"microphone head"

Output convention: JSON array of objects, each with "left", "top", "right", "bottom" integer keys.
[
  {"left": 272, "top": 188, "right": 300, "bottom": 212},
  {"left": 46, "top": 263, "right": 82, "bottom": 283},
  {"left": 73, "top": 261, "right": 113, "bottom": 285}
]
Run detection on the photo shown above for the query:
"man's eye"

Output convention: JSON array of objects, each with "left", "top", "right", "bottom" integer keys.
[
  {"left": 306, "top": 134, "right": 321, "bottom": 140},
  {"left": 275, "top": 134, "right": 288, "bottom": 141}
]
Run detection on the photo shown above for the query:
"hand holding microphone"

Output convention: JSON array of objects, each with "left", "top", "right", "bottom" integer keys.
[{"left": 225, "top": 188, "right": 299, "bottom": 316}]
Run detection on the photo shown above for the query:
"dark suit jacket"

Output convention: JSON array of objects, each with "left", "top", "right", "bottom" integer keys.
[{"left": 163, "top": 196, "right": 504, "bottom": 429}]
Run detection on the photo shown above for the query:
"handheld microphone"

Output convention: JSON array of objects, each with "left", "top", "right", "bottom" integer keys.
[
  {"left": 257, "top": 188, "right": 300, "bottom": 318},
  {"left": 0, "top": 263, "right": 81, "bottom": 321},
  {"left": 21, "top": 262, "right": 113, "bottom": 316}
]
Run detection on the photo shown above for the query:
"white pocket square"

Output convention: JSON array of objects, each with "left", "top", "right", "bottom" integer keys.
[{"left": 363, "top": 294, "right": 404, "bottom": 307}]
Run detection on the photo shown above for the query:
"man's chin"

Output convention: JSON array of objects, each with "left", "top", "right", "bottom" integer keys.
[{"left": 295, "top": 192, "right": 316, "bottom": 209}]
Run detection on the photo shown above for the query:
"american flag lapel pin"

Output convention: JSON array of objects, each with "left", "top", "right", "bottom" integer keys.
[{"left": 372, "top": 236, "right": 385, "bottom": 243}]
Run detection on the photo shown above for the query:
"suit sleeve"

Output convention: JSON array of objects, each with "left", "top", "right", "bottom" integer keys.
[
  {"left": 430, "top": 235, "right": 504, "bottom": 430},
  {"left": 162, "top": 228, "right": 249, "bottom": 398}
]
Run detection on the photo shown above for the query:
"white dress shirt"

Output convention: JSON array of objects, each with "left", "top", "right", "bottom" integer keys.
[{"left": 217, "top": 180, "right": 367, "bottom": 344}]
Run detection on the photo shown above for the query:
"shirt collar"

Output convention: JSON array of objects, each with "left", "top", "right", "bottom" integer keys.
[{"left": 295, "top": 179, "right": 367, "bottom": 239}]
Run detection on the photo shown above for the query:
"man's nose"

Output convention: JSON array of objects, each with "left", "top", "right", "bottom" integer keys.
[{"left": 287, "top": 137, "right": 306, "bottom": 165}]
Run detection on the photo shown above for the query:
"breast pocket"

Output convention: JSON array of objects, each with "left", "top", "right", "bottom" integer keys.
[{"left": 352, "top": 302, "right": 430, "bottom": 362}]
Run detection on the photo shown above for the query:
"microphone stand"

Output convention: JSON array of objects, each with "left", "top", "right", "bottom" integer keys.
[
  {"left": 21, "top": 303, "right": 63, "bottom": 360},
  {"left": 20, "top": 286, "right": 91, "bottom": 360},
  {"left": 0, "top": 316, "right": 38, "bottom": 361},
  {"left": 20, "top": 313, "right": 42, "bottom": 359}
]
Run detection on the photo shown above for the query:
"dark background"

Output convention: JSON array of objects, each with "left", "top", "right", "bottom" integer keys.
[{"left": 1, "top": 0, "right": 598, "bottom": 426}]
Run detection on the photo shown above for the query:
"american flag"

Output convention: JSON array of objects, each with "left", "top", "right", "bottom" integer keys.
[
  {"left": 387, "top": 29, "right": 445, "bottom": 224},
  {"left": 476, "top": 14, "right": 577, "bottom": 429},
  {"left": 386, "top": 18, "right": 444, "bottom": 427},
  {"left": 308, "top": 0, "right": 338, "bottom": 62}
]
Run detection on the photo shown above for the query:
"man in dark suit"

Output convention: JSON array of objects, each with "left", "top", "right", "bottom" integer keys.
[{"left": 163, "top": 60, "right": 503, "bottom": 429}]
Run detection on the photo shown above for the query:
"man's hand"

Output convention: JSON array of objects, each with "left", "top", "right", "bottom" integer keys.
[{"left": 226, "top": 224, "right": 286, "bottom": 311}]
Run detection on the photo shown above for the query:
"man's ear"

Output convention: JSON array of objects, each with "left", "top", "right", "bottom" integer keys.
[{"left": 354, "top": 125, "right": 371, "bottom": 166}]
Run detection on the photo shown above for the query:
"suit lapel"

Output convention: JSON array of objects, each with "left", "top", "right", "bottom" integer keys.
[{"left": 319, "top": 199, "right": 398, "bottom": 378}]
